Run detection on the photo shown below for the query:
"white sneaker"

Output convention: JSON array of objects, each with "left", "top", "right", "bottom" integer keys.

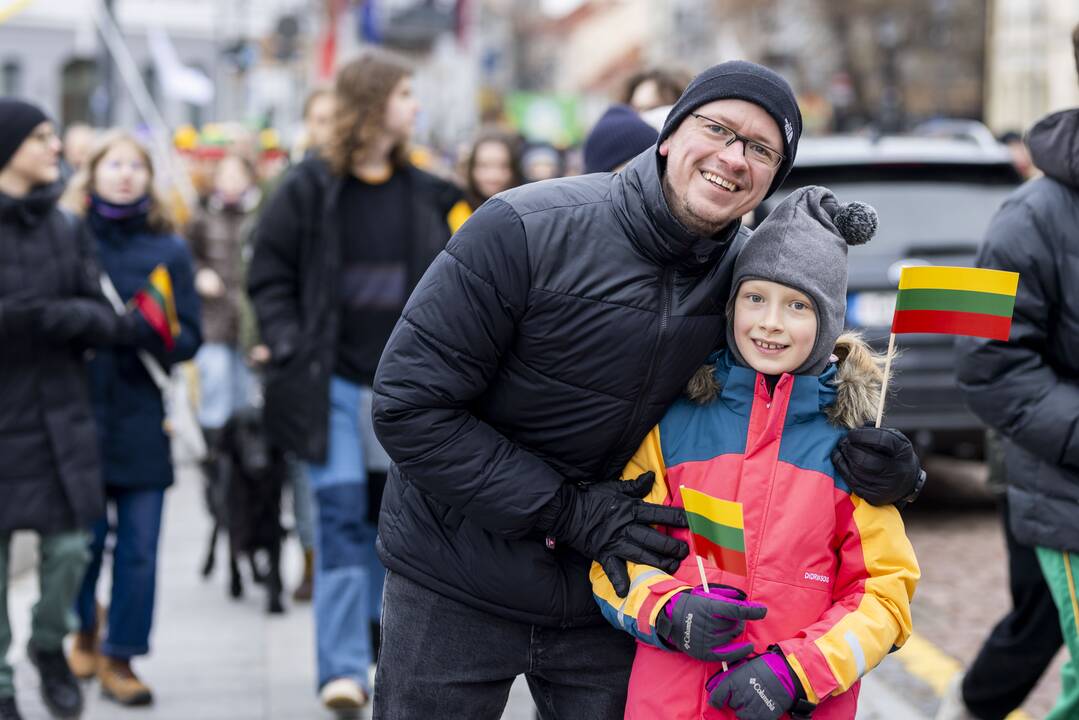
[
  {"left": 935, "top": 673, "right": 976, "bottom": 720},
  {"left": 320, "top": 677, "right": 368, "bottom": 716}
]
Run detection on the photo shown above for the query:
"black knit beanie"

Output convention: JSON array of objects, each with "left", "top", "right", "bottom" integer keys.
[
  {"left": 583, "top": 104, "right": 659, "bottom": 174},
  {"left": 0, "top": 98, "right": 49, "bottom": 172},
  {"left": 658, "top": 60, "right": 802, "bottom": 198}
]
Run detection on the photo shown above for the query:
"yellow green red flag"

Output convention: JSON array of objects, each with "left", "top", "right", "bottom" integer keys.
[
  {"left": 891, "top": 266, "right": 1019, "bottom": 341},
  {"left": 131, "top": 264, "right": 180, "bottom": 351},
  {"left": 680, "top": 486, "right": 747, "bottom": 576}
]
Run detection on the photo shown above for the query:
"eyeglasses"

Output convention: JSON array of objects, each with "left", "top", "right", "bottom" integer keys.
[{"left": 690, "top": 113, "right": 784, "bottom": 169}]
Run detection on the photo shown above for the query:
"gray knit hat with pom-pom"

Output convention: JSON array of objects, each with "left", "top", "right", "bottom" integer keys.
[{"left": 727, "top": 185, "right": 877, "bottom": 375}]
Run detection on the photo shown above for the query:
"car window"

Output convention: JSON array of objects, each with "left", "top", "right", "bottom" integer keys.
[{"left": 760, "top": 166, "right": 1020, "bottom": 258}]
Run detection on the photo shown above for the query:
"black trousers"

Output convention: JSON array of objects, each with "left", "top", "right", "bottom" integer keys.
[
  {"left": 372, "top": 570, "right": 635, "bottom": 720},
  {"left": 962, "top": 497, "right": 1063, "bottom": 719}
]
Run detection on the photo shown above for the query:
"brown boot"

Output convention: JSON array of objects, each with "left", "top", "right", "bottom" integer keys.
[
  {"left": 293, "top": 548, "right": 314, "bottom": 602},
  {"left": 68, "top": 630, "right": 99, "bottom": 680},
  {"left": 98, "top": 658, "right": 153, "bottom": 706}
]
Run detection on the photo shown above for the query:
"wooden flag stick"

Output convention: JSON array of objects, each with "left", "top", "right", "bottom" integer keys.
[{"left": 875, "top": 333, "right": 896, "bottom": 428}]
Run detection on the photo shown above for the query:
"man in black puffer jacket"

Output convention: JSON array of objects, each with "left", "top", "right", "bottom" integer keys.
[
  {"left": 956, "top": 103, "right": 1079, "bottom": 720},
  {"left": 372, "top": 62, "right": 924, "bottom": 719}
]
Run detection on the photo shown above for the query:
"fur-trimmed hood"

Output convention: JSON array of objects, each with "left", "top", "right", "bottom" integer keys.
[{"left": 686, "top": 333, "right": 887, "bottom": 429}]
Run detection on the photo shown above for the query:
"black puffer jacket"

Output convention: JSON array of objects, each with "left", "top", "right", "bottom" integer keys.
[
  {"left": 0, "top": 183, "right": 134, "bottom": 532},
  {"left": 957, "top": 108, "right": 1079, "bottom": 553},
  {"left": 247, "top": 157, "right": 462, "bottom": 462},
  {"left": 372, "top": 149, "right": 749, "bottom": 626}
]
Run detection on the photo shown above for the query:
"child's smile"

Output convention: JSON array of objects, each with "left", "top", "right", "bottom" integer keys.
[{"left": 733, "top": 279, "right": 818, "bottom": 375}]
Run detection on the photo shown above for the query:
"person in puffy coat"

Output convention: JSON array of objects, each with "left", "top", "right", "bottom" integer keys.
[
  {"left": 370, "top": 62, "right": 925, "bottom": 718},
  {"left": 591, "top": 187, "right": 918, "bottom": 720},
  {"left": 956, "top": 103, "right": 1079, "bottom": 720},
  {"left": 0, "top": 99, "right": 148, "bottom": 720},
  {"left": 61, "top": 131, "right": 201, "bottom": 707}
]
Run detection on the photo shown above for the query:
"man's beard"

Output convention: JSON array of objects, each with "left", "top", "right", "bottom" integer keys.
[{"left": 662, "top": 173, "right": 731, "bottom": 238}]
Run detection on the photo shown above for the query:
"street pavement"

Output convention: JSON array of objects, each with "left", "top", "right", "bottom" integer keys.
[{"left": 4, "top": 464, "right": 940, "bottom": 719}]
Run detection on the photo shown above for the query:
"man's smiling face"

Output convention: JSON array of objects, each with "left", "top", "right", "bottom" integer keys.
[{"left": 659, "top": 99, "right": 782, "bottom": 236}]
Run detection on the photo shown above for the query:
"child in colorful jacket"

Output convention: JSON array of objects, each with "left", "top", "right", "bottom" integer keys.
[{"left": 591, "top": 186, "right": 920, "bottom": 719}]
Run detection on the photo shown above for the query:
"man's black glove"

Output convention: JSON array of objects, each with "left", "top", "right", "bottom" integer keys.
[
  {"left": 541, "top": 471, "right": 689, "bottom": 597},
  {"left": 832, "top": 427, "right": 926, "bottom": 508},
  {"left": 1, "top": 299, "right": 44, "bottom": 337}
]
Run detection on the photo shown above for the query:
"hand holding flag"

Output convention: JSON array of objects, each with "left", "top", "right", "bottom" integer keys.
[{"left": 130, "top": 264, "right": 180, "bottom": 351}]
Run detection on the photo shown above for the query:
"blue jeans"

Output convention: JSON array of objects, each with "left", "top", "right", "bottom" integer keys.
[
  {"left": 75, "top": 487, "right": 165, "bottom": 658},
  {"left": 306, "top": 376, "right": 386, "bottom": 692},
  {"left": 195, "top": 343, "right": 254, "bottom": 430}
]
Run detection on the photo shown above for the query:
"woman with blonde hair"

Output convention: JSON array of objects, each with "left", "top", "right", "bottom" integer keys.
[{"left": 62, "top": 131, "right": 201, "bottom": 707}]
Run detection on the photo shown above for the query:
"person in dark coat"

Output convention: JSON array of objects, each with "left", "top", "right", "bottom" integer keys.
[
  {"left": 61, "top": 131, "right": 201, "bottom": 707},
  {"left": 954, "top": 102, "right": 1079, "bottom": 720},
  {"left": 247, "top": 49, "right": 465, "bottom": 714},
  {"left": 0, "top": 100, "right": 144, "bottom": 720},
  {"left": 369, "top": 61, "right": 926, "bottom": 718}
]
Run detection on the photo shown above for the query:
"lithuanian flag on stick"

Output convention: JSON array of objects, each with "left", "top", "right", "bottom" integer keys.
[
  {"left": 130, "top": 264, "right": 180, "bottom": 351},
  {"left": 891, "top": 266, "right": 1019, "bottom": 341},
  {"left": 876, "top": 265, "right": 1020, "bottom": 426},
  {"left": 680, "top": 486, "right": 747, "bottom": 577}
]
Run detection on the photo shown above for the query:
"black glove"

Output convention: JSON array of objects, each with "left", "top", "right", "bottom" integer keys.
[
  {"left": 707, "top": 651, "right": 805, "bottom": 720},
  {"left": 544, "top": 472, "right": 689, "bottom": 597},
  {"left": 1, "top": 299, "right": 44, "bottom": 337},
  {"left": 832, "top": 426, "right": 925, "bottom": 508},
  {"left": 655, "top": 586, "right": 767, "bottom": 663}
]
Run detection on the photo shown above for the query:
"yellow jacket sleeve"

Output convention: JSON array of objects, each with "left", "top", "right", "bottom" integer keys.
[{"left": 590, "top": 426, "right": 692, "bottom": 648}]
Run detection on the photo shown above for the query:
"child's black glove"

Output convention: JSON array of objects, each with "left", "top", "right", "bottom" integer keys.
[
  {"left": 832, "top": 427, "right": 925, "bottom": 508},
  {"left": 707, "top": 651, "right": 809, "bottom": 720}
]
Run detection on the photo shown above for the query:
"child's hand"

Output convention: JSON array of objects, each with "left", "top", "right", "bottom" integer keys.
[
  {"left": 656, "top": 586, "right": 766, "bottom": 663},
  {"left": 706, "top": 651, "right": 804, "bottom": 719}
]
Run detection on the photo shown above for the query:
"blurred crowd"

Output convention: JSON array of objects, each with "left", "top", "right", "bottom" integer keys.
[{"left": 0, "top": 47, "right": 685, "bottom": 720}]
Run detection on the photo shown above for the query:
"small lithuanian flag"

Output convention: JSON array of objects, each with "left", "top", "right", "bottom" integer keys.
[
  {"left": 891, "top": 266, "right": 1019, "bottom": 341},
  {"left": 131, "top": 264, "right": 180, "bottom": 351},
  {"left": 680, "top": 487, "right": 747, "bottom": 576}
]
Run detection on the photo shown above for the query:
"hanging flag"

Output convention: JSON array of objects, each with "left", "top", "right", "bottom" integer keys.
[
  {"left": 148, "top": 26, "right": 214, "bottom": 106},
  {"left": 130, "top": 264, "right": 180, "bottom": 351},
  {"left": 680, "top": 487, "right": 747, "bottom": 576},
  {"left": 891, "top": 266, "right": 1020, "bottom": 341}
]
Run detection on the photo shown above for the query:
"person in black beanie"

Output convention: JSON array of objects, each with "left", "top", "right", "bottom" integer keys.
[
  {"left": 369, "top": 60, "right": 924, "bottom": 719},
  {"left": 583, "top": 104, "right": 659, "bottom": 174},
  {"left": 0, "top": 99, "right": 147, "bottom": 720}
]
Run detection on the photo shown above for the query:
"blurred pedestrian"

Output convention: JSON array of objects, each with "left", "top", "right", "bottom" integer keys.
[
  {"left": 370, "top": 60, "right": 924, "bottom": 719},
  {"left": 582, "top": 104, "right": 659, "bottom": 174},
  {"left": 954, "top": 29, "right": 1079, "bottom": 720},
  {"left": 295, "top": 87, "right": 336, "bottom": 160},
  {"left": 622, "top": 67, "right": 691, "bottom": 113},
  {"left": 61, "top": 122, "right": 96, "bottom": 178},
  {"left": 247, "top": 48, "right": 464, "bottom": 715},
  {"left": 0, "top": 99, "right": 146, "bottom": 720},
  {"left": 62, "top": 131, "right": 201, "bottom": 707},
  {"left": 462, "top": 129, "right": 523, "bottom": 212},
  {"left": 521, "top": 143, "right": 563, "bottom": 183},
  {"left": 997, "top": 130, "right": 1036, "bottom": 181},
  {"left": 187, "top": 153, "right": 261, "bottom": 435}
]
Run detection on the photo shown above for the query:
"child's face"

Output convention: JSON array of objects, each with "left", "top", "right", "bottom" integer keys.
[{"left": 732, "top": 279, "right": 818, "bottom": 375}]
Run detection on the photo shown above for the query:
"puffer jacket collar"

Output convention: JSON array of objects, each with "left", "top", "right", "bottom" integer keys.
[
  {"left": 711, "top": 349, "right": 838, "bottom": 426},
  {"left": 1027, "top": 108, "right": 1079, "bottom": 188},
  {"left": 694, "top": 333, "right": 883, "bottom": 429},
  {"left": 612, "top": 148, "right": 741, "bottom": 273},
  {"left": 0, "top": 181, "right": 62, "bottom": 228}
]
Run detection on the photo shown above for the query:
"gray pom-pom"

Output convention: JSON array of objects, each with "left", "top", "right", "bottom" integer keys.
[{"left": 833, "top": 202, "right": 877, "bottom": 246}]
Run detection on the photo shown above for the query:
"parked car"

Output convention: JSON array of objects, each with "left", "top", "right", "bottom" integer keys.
[{"left": 754, "top": 134, "right": 1023, "bottom": 458}]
